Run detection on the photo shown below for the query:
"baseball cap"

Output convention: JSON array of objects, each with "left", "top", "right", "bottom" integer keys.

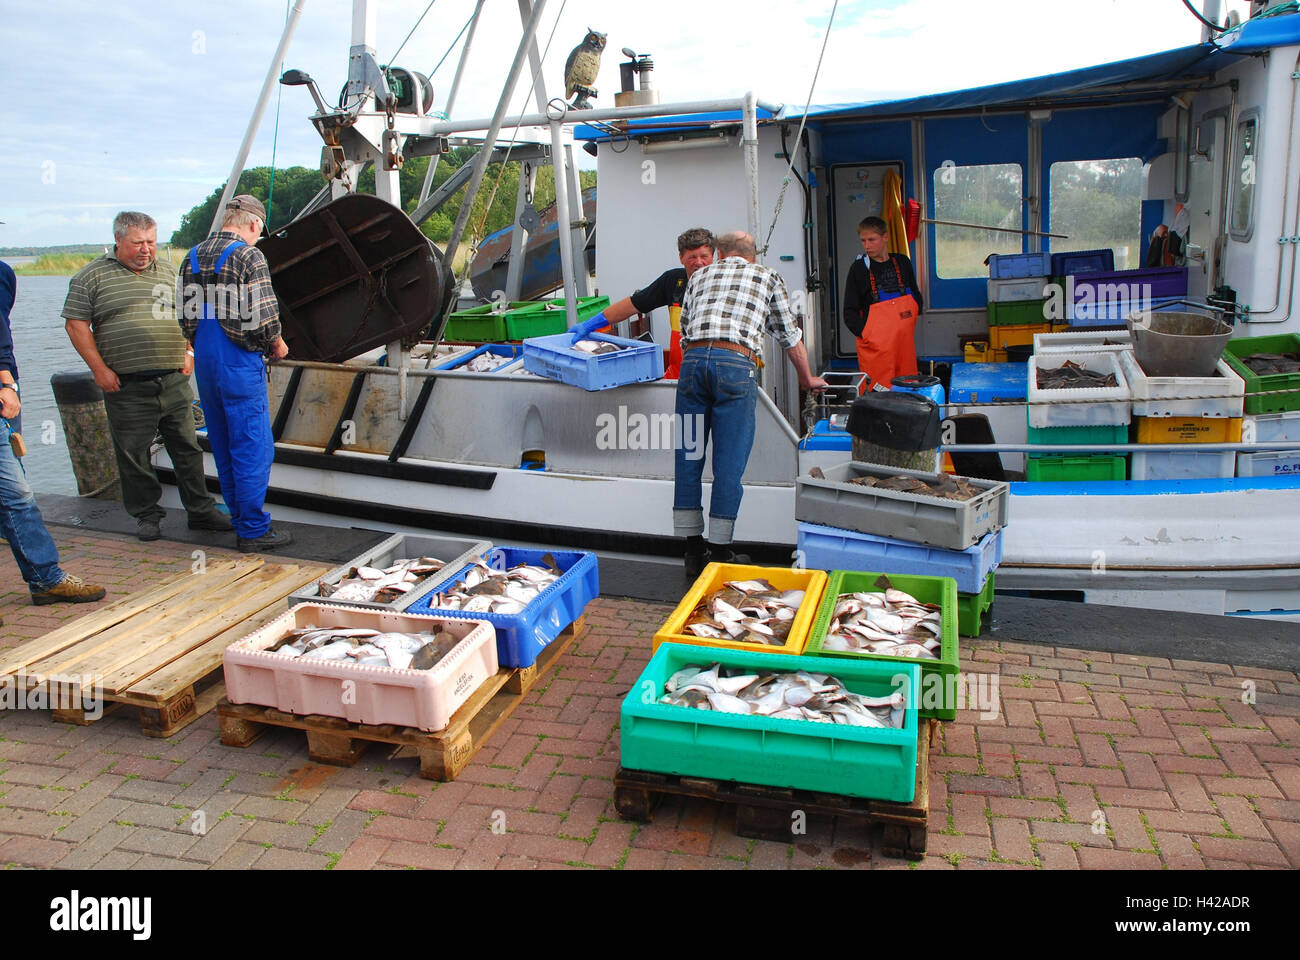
[{"left": 227, "top": 194, "right": 267, "bottom": 222}]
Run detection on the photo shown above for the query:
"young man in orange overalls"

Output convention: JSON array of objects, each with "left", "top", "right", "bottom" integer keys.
[{"left": 841, "top": 216, "right": 923, "bottom": 392}]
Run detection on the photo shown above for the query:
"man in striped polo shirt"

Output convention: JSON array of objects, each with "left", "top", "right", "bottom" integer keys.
[{"left": 62, "top": 212, "right": 231, "bottom": 542}]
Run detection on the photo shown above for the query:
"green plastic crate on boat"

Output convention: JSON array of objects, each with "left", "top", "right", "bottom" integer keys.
[
  {"left": 1026, "top": 455, "right": 1127, "bottom": 482},
  {"left": 957, "top": 572, "right": 995, "bottom": 638},
  {"left": 1222, "top": 334, "right": 1300, "bottom": 415},
  {"left": 987, "top": 298, "right": 1050, "bottom": 326},
  {"left": 1025, "top": 406, "right": 1129, "bottom": 446},
  {"left": 442, "top": 302, "right": 538, "bottom": 342},
  {"left": 505, "top": 296, "right": 611, "bottom": 340},
  {"left": 805, "top": 570, "right": 959, "bottom": 721},
  {"left": 620, "top": 643, "right": 921, "bottom": 802}
]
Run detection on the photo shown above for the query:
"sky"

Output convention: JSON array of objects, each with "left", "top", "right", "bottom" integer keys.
[{"left": 0, "top": 0, "right": 1255, "bottom": 247}]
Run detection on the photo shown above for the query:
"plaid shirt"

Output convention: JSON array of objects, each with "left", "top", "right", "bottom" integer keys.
[
  {"left": 680, "top": 256, "right": 803, "bottom": 354},
  {"left": 176, "top": 231, "right": 281, "bottom": 356}
]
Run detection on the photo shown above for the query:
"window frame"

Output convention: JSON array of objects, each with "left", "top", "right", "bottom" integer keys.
[
  {"left": 1229, "top": 109, "right": 1260, "bottom": 243},
  {"left": 930, "top": 160, "right": 1025, "bottom": 280},
  {"left": 1046, "top": 156, "right": 1145, "bottom": 272}
]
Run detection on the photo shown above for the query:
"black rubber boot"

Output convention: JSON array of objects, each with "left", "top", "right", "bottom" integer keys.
[
  {"left": 683, "top": 535, "right": 708, "bottom": 581},
  {"left": 707, "top": 543, "right": 752, "bottom": 566}
]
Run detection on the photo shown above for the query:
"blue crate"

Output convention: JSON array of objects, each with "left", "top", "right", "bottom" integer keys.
[
  {"left": 1067, "top": 296, "right": 1184, "bottom": 327},
  {"left": 987, "top": 252, "right": 1051, "bottom": 279},
  {"left": 948, "top": 362, "right": 1028, "bottom": 403},
  {"left": 433, "top": 343, "right": 521, "bottom": 371},
  {"left": 798, "top": 418, "right": 851, "bottom": 452},
  {"left": 797, "top": 522, "right": 1001, "bottom": 594},
  {"left": 434, "top": 340, "right": 520, "bottom": 369},
  {"left": 523, "top": 332, "right": 664, "bottom": 391},
  {"left": 1051, "top": 248, "right": 1115, "bottom": 276},
  {"left": 405, "top": 546, "right": 600, "bottom": 668}
]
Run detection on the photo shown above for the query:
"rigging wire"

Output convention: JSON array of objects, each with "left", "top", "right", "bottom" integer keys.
[
  {"left": 387, "top": 0, "right": 440, "bottom": 66},
  {"left": 454, "top": 0, "right": 570, "bottom": 287},
  {"left": 428, "top": 8, "right": 476, "bottom": 79},
  {"left": 759, "top": 0, "right": 839, "bottom": 257},
  {"left": 1181, "top": 0, "right": 1228, "bottom": 32},
  {"left": 266, "top": 0, "right": 291, "bottom": 230}
]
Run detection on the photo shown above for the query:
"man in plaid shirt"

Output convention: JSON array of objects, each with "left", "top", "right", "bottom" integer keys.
[
  {"left": 676, "top": 230, "right": 827, "bottom": 577},
  {"left": 177, "top": 195, "right": 292, "bottom": 553}
]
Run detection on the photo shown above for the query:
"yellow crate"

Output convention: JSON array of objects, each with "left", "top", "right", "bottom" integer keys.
[
  {"left": 963, "top": 341, "right": 991, "bottom": 363},
  {"left": 989, "top": 322, "right": 1053, "bottom": 352},
  {"left": 652, "top": 563, "right": 828, "bottom": 656},
  {"left": 1135, "top": 417, "right": 1243, "bottom": 444}
]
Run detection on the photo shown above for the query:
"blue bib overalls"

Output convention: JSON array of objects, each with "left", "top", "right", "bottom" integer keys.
[{"left": 188, "top": 241, "right": 274, "bottom": 540}]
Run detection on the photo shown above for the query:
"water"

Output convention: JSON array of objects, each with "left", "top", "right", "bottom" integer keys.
[{"left": 5, "top": 273, "right": 87, "bottom": 496}]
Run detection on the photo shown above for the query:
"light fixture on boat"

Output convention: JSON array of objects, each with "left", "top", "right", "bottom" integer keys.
[
  {"left": 641, "top": 133, "right": 734, "bottom": 155},
  {"left": 1028, "top": 109, "right": 1052, "bottom": 124},
  {"left": 280, "top": 69, "right": 328, "bottom": 115}
]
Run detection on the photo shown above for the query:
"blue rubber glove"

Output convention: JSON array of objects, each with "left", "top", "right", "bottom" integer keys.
[{"left": 569, "top": 312, "right": 610, "bottom": 344}]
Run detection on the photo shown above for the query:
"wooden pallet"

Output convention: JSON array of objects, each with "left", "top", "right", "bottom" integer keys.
[
  {"left": 613, "top": 718, "right": 935, "bottom": 861},
  {"left": 215, "top": 615, "right": 586, "bottom": 781},
  {"left": 0, "top": 557, "right": 328, "bottom": 738}
]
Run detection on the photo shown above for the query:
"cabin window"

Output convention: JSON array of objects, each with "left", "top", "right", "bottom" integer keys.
[
  {"left": 1230, "top": 113, "right": 1258, "bottom": 240},
  {"left": 1048, "top": 158, "right": 1144, "bottom": 270},
  {"left": 932, "top": 162, "right": 1023, "bottom": 278}
]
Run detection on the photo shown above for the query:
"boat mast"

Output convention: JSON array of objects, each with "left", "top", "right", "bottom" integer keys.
[{"left": 209, "top": 0, "right": 309, "bottom": 235}]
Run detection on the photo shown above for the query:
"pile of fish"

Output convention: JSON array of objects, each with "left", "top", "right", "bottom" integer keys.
[
  {"left": 1241, "top": 352, "right": 1300, "bottom": 375},
  {"left": 459, "top": 352, "right": 516, "bottom": 372},
  {"left": 681, "top": 578, "right": 806, "bottom": 646},
  {"left": 571, "top": 339, "right": 626, "bottom": 355},
  {"left": 1035, "top": 360, "right": 1118, "bottom": 389},
  {"left": 659, "top": 663, "right": 905, "bottom": 728},
  {"left": 822, "top": 575, "right": 943, "bottom": 658},
  {"left": 421, "top": 555, "right": 562, "bottom": 615},
  {"left": 810, "top": 466, "right": 979, "bottom": 502},
  {"left": 266, "top": 625, "right": 461, "bottom": 670},
  {"left": 317, "top": 556, "right": 448, "bottom": 604}
]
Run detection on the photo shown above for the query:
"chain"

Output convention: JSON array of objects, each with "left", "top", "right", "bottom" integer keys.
[{"left": 524, "top": 162, "right": 533, "bottom": 205}]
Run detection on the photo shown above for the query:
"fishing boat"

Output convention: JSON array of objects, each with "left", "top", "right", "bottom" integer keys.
[{"left": 157, "top": 0, "right": 1300, "bottom": 622}]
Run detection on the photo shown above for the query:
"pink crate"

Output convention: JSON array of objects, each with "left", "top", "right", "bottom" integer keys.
[{"left": 223, "top": 603, "right": 498, "bottom": 732}]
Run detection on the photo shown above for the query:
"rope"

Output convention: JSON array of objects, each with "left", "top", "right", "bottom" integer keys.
[
  {"left": 452, "top": 0, "right": 570, "bottom": 292},
  {"left": 387, "top": 0, "right": 439, "bottom": 66},
  {"left": 759, "top": 0, "right": 838, "bottom": 257},
  {"left": 266, "top": 0, "right": 291, "bottom": 230}
]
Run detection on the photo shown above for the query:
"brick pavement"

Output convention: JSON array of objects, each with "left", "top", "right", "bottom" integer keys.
[{"left": 2, "top": 527, "right": 1299, "bottom": 869}]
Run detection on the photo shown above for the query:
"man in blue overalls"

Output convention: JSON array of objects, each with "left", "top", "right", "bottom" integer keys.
[{"left": 177, "top": 195, "right": 292, "bottom": 553}]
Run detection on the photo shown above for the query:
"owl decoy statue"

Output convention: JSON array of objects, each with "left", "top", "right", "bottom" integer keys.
[{"left": 564, "top": 29, "right": 606, "bottom": 110}]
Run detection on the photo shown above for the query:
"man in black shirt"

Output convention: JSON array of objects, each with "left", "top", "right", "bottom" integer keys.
[
  {"left": 578, "top": 228, "right": 714, "bottom": 378},
  {"left": 842, "top": 216, "right": 923, "bottom": 391}
]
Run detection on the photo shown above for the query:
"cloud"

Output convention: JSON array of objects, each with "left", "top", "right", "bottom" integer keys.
[{"left": 0, "top": 0, "right": 1256, "bottom": 245}]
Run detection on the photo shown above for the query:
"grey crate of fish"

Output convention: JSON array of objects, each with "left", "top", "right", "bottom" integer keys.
[
  {"left": 288, "top": 533, "right": 492, "bottom": 612},
  {"left": 796, "top": 461, "right": 1009, "bottom": 550}
]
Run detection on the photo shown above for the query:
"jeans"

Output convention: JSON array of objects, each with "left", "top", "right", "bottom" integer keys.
[
  {"left": 0, "top": 409, "right": 65, "bottom": 591},
  {"left": 672, "top": 347, "right": 758, "bottom": 545},
  {"left": 101, "top": 372, "right": 218, "bottom": 523},
  {"left": 193, "top": 319, "right": 273, "bottom": 540}
]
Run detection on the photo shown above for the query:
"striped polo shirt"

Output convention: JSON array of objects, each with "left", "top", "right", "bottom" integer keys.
[{"left": 62, "top": 252, "right": 184, "bottom": 373}]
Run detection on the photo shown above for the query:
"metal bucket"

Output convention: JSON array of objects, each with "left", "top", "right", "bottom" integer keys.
[{"left": 1128, "top": 311, "right": 1232, "bottom": 378}]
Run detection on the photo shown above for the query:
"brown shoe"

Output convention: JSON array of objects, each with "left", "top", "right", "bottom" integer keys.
[{"left": 31, "top": 575, "right": 107, "bottom": 606}]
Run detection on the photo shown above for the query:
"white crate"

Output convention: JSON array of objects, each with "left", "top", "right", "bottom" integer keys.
[
  {"left": 1236, "top": 450, "right": 1300, "bottom": 477},
  {"left": 1033, "top": 329, "right": 1132, "bottom": 354},
  {"left": 224, "top": 603, "right": 499, "bottom": 732},
  {"left": 987, "top": 277, "right": 1050, "bottom": 303},
  {"left": 1243, "top": 410, "right": 1300, "bottom": 443},
  {"left": 1119, "top": 352, "right": 1245, "bottom": 419},
  {"left": 1028, "top": 351, "right": 1131, "bottom": 428},
  {"left": 1130, "top": 450, "right": 1236, "bottom": 480}
]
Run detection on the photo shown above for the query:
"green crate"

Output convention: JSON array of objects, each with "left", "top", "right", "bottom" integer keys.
[
  {"left": 620, "top": 643, "right": 921, "bottom": 801},
  {"left": 1025, "top": 407, "right": 1129, "bottom": 446},
  {"left": 507, "top": 296, "right": 610, "bottom": 340},
  {"left": 987, "top": 299, "right": 1049, "bottom": 327},
  {"left": 1222, "top": 334, "right": 1300, "bottom": 415},
  {"left": 443, "top": 302, "right": 538, "bottom": 342},
  {"left": 1026, "top": 454, "right": 1127, "bottom": 482},
  {"left": 957, "top": 572, "right": 995, "bottom": 638},
  {"left": 805, "top": 570, "right": 959, "bottom": 721}
]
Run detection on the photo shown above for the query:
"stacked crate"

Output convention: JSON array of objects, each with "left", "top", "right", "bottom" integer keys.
[
  {"left": 1026, "top": 349, "right": 1132, "bottom": 481},
  {"left": 1119, "top": 351, "right": 1244, "bottom": 480},
  {"left": 980, "top": 253, "right": 1056, "bottom": 361}
]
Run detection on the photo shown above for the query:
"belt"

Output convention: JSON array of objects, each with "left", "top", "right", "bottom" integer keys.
[
  {"left": 119, "top": 369, "right": 182, "bottom": 382},
  {"left": 684, "top": 339, "right": 760, "bottom": 364}
]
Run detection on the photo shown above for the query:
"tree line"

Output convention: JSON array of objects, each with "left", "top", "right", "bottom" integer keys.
[{"left": 170, "top": 150, "right": 596, "bottom": 250}]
